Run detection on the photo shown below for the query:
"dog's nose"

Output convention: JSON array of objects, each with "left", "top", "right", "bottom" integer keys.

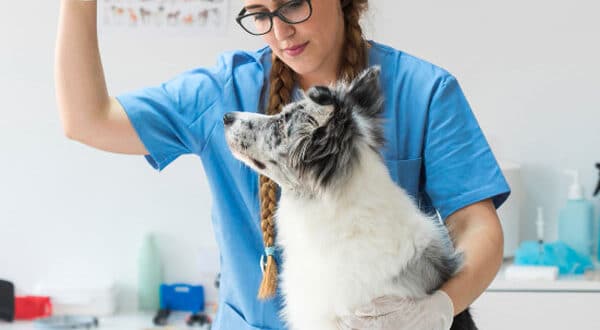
[{"left": 223, "top": 113, "right": 236, "bottom": 126}]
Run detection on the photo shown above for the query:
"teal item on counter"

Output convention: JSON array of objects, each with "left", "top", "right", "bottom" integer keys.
[
  {"left": 558, "top": 199, "right": 594, "bottom": 255},
  {"left": 557, "top": 170, "right": 594, "bottom": 256},
  {"left": 514, "top": 240, "right": 594, "bottom": 275},
  {"left": 138, "top": 233, "right": 163, "bottom": 311}
]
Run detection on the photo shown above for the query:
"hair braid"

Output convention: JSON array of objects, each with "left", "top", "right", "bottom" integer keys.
[
  {"left": 339, "top": 0, "right": 369, "bottom": 82},
  {"left": 257, "top": 0, "right": 369, "bottom": 300},
  {"left": 257, "top": 54, "right": 295, "bottom": 299}
]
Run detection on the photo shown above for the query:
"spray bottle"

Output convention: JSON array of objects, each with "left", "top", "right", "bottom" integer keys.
[
  {"left": 595, "top": 163, "right": 600, "bottom": 260},
  {"left": 557, "top": 170, "right": 595, "bottom": 256}
]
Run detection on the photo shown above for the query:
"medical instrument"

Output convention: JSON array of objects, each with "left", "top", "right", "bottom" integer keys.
[
  {"left": 33, "top": 315, "right": 98, "bottom": 329},
  {"left": 536, "top": 207, "right": 544, "bottom": 257}
]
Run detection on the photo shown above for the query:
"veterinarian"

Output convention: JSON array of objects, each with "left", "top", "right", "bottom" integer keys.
[{"left": 56, "top": 0, "right": 510, "bottom": 329}]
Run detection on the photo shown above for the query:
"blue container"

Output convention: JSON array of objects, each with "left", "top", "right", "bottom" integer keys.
[{"left": 160, "top": 284, "right": 205, "bottom": 313}]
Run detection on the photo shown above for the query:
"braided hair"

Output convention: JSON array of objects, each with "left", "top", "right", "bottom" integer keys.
[{"left": 257, "top": 0, "right": 370, "bottom": 300}]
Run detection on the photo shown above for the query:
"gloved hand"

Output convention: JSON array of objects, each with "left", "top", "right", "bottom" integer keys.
[{"left": 337, "top": 290, "right": 454, "bottom": 330}]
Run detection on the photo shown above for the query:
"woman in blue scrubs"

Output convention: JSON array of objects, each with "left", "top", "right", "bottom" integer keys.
[{"left": 56, "top": 0, "right": 510, "bottom": 329}]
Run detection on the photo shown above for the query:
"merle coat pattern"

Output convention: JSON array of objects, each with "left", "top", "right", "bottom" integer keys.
[{"left": 223, "top": 67, "right": 477, "bottom": 330}]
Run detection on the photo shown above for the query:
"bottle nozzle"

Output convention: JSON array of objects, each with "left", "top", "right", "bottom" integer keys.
[{"left": 565, "top": 169, "right": 584, "bottom": 200}]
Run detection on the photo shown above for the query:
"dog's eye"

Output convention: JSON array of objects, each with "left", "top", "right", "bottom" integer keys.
[{"left": 306, "top": 114, "right": 319, "bottom": 127}]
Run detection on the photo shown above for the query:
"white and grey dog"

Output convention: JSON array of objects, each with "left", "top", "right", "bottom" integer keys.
[{"left": 223, "top": 67, "right": 476, "bottom": 330}]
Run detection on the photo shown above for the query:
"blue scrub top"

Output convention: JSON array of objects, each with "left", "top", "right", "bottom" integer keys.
[{"left": 116, "top": 40, "right": 510, "bottom": 330}]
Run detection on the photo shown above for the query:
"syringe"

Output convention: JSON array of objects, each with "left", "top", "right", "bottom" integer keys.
[{"left": 536, "top": 207, "right": 544, "bottom": 256}]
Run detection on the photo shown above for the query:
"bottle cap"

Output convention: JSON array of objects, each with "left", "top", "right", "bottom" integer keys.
[{"left": 565, "top": 170, "right": 584, "bottom": 200}]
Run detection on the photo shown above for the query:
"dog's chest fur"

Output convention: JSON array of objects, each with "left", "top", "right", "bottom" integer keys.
[{"left": 275, "top": 152, "right": 441, "bottom": 330}]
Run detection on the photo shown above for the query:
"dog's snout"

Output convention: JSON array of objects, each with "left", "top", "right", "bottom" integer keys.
[{"left": 223, "top": 113, "right": 236, "bottom": 126}]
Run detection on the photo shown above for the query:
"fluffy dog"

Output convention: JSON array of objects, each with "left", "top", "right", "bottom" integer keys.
[{"left": 223, "top": 67, "right": 477, "bottom": 330}]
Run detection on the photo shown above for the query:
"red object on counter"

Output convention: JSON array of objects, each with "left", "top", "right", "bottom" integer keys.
[{"left": 14, "top": 296, "right": 52, "bottom": 320}]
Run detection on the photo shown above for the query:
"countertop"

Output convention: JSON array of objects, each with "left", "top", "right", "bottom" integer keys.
[
  {"left": 1, "top": 312, "right": 211, "bottom": 330},
  {"left": 487, "top": 258, "right": 600, "bottom": 292},
  {"left": 4, "top": 261, "right": 600, "bottom": 329}
]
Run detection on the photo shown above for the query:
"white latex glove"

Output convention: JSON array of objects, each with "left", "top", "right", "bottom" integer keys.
[{"left": 337, "top": 290, "right": 454, "bottom": 330}]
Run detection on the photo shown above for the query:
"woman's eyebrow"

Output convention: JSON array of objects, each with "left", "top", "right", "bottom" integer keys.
[
  {"left": 244, "top": 0, "right": 285, "bottom": 11},
  {"left": 244, "top": 4, "right": 266, "bottom": 10}
]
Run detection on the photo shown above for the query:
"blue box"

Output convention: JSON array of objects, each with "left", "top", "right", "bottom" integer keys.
[{"left": 160, "top": 284, "right": 204, "bottom": 312}]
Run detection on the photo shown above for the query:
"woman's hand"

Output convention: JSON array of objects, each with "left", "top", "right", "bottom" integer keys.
[{"left": 336, "top": 291, "right": 454, "bottom": 330}]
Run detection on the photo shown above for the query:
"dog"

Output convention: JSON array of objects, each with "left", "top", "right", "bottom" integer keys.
[{"left": 223, "top": 67, "right": 477, "bottom": 330}]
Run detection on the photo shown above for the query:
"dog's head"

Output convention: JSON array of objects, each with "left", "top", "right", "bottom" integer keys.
[{"left": 223, "top": 66, "right": 384, "bottom": 195}]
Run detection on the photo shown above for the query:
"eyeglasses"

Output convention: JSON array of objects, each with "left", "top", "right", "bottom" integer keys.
[{"left": 236, "top": 0, "right": 313, "bottom": 36}]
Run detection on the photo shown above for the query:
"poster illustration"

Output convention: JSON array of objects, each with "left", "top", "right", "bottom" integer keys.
[{"left": 100, "top": 0, "right": 229, "bottom": 33}]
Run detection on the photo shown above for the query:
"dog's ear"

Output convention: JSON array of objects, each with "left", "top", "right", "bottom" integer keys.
[
  {"left": 303, "top": 106, "right": 351, "bottom": 163},
  {"left": 293, "top": 100, "right": 354, "bottom": 189},
  {"left": 346, "top": 66, "right": 383, "bottom": 115},
  {"left": 307, "top": 86, "right": 335, "bottom": 106}
]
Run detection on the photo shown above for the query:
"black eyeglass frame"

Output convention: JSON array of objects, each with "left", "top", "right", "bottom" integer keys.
[{"left": 236, "top": 0, "right": 313, "bottom": 36}]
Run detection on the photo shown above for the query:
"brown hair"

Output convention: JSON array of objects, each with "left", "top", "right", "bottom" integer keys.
[{"left": 257, "top": 0, "right": 370, "bottom": 300}]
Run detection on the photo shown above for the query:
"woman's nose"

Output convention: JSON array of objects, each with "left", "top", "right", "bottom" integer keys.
[
  {"left": 272, "top": 17, "right": 295, "bottom": 40},
  {"left": 223, "top": 113, "right": 236, "bottom": 126}
]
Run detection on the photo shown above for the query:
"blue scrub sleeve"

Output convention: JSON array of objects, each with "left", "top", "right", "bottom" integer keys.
[
  {"left": 424, "top": 75, "right": 510, "bottom": 221},
  {"left": 115, "top": 60, "right": 227, "bottom": 171}
]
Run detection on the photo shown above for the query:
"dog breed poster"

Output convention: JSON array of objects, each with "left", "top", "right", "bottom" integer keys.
[{"left": 99, "top": 0, "right": 228, "bottom": 33}]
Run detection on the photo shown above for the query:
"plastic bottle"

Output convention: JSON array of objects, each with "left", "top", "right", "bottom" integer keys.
[
  {"left": 138, "top": 233, "right": 163, "bottom": 311},
  {"left": 594, "top": 163, "right": 600, "bottom": 260},
  {"left": 557, "top": 170, "right": 595, "bottom": 256}
]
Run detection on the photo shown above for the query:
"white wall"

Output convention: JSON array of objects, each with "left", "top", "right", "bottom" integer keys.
[
  {"left": 368, "top": 0, "right": 600, "bottom": 243},
  {"left": 1, "top": 0, "right": 599, "bottom": 312}
]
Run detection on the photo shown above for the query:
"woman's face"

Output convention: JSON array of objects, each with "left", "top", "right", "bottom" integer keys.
[{"left": 241, "top": 0, "right": 346, "bottom": 81}]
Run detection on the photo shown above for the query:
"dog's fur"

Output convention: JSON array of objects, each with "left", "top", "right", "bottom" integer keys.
[{"left": 223, "top": 67, "right": 477, "bottom": 330}]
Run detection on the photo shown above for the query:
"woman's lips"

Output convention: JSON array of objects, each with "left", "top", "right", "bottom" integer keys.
[{"left": 284, "top": 42, "right": 309, "bottom": 57}]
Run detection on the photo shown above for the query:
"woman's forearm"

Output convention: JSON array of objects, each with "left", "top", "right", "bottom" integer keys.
[{"left": 440, "top": 199, "right": 504, "bottom": 315}]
